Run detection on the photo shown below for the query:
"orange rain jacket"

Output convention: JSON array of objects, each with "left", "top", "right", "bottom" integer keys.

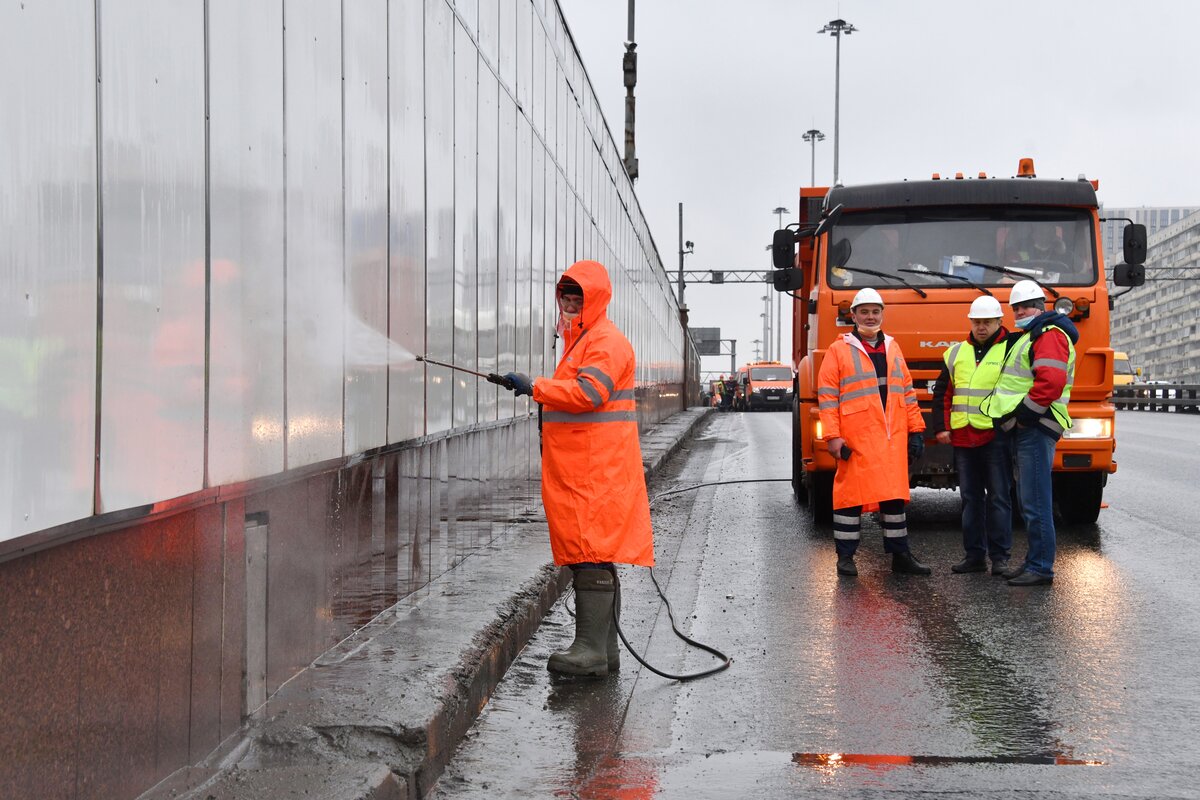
[
  {"left": 817, "top": 333, "right": 925, "bottom": 509},
  {"left": 531, "top": 260, "right": 654, "bottom": 567}
]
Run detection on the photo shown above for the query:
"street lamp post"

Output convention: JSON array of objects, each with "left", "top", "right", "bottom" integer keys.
[
  {"left": 818, "top": 19, "right": 857, "bottom": 185},
  {"left": 802, "top": 129, "right": 825, "bottom": 187},
  {"left": 769, "top": 210, "right": 790, "bottom": 363}
]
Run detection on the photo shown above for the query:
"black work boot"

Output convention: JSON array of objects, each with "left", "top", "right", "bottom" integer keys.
[
  {"left": 892, "top": 551, "right": 932, "bottom": 575},
  {"left": 951, "top": 556, "right": 988, "bottom": 574},
  {"left": 548, "top": 569, "right": 615, "bottom": 677},
  {"left": 837, "top": 556, "right": 858, "bottom": 576},
  {"left": 1000, "top": 563, "right": 1025, "bottom": 580},
  {"left": 990, "top": 559, "right": 1010, "bottom": 576}
]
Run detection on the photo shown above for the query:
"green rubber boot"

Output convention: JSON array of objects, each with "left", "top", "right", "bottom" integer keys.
[
  {"left": 548, "top": 569, "right": 616, "bottom": 677},
  {"left": 608, "top": 570, "right": 621, "bottom": 672}
]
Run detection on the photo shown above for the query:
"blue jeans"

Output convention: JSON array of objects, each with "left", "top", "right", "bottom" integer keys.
[
  {"left": 1014, "top": 426, "right": 1056, "bottom": 576},
  {"left": 954, "top": 430, "right": 1013, "bottom": 562}
]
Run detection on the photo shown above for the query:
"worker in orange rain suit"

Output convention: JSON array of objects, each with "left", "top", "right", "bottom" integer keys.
[
  {"left": 502, "top": 260, "right": 653, "bottom": 678},
  {"left": 817, "top": 287, "right": 932, "bottom": 578}
]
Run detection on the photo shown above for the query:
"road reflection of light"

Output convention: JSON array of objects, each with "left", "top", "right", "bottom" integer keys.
[{"left": 792, "top": 751, "right": 1103, "bottom": 772}]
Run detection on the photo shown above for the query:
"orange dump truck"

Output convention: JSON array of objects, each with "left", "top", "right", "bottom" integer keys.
[{"left": 771, "top": 159, "right": 1147, "bottom": 524}]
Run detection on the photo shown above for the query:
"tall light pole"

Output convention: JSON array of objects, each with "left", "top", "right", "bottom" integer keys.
[
  {"left": 802, "top": 129, "right": 825, "bottom": 187},
  {"left": 818, "top": 19, "right": 857, "bottom": 185},
  {"left": 761, "top": 296, "right": 771, "bottom": 361},
  {"left": 769, "top": 210, "right": 789, "bottom": 363}
]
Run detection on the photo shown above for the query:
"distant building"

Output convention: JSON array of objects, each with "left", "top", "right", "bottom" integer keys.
[
  {"left": 1109, "top": 210, "right": 1200, "bottom": 383},
  {"left": 1099, "top": 205, "right": 1199, "bottom": 259}
]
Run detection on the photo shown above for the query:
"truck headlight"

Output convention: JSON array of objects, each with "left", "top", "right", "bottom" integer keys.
[{"left": 1061, "top": 418, "right": 1112, "bottom": 439}]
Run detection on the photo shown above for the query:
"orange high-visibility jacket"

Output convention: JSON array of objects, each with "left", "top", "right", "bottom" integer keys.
[
  {"left": 532, "top": 260, "right": 654, "bottom": 567},
  {"left": 817, "top": 333, "right": 925, "bottom": 509}
]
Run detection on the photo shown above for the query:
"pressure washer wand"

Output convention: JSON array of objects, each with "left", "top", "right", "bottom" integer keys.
[{"left": 415, "top": 355, "right": 515, "bottom": 390}]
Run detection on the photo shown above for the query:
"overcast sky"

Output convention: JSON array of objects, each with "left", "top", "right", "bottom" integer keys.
[{"left": 557, "top": 0, "right": 1200, "bottom": 379}]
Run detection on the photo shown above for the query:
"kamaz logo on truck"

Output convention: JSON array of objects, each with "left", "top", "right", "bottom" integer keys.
[{"left": 920, "top": 340, "right": 955, "bottom": 349}]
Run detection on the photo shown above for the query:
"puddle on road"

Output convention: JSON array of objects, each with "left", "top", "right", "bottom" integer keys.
[{"left": 792, "top": 752, "right": 1104, "bottom": 769}]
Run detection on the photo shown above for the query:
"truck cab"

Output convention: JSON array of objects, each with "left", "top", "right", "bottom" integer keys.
[
  {"left": 739, "top": 361, "right": 794, "bottom": 411},
  {"left": 771, "top": 160, "right": 1147, "bottom": 524}
]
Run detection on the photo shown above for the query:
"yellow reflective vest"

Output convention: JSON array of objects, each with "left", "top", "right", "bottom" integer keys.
[{"left": 942, "top": 339, "right": 1006, "bottom": 431}]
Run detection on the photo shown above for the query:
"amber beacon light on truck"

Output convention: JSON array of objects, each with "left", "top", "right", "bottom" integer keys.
[{"left": 769, "top": 159, "right": 1147, "bottom": 525}]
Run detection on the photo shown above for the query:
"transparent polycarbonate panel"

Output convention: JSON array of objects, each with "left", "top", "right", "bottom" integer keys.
[
  {"left": 207, "top": 0, "right": 285, "bottom": 487},
  {"left": 453, "top": 21, "right": 479, "bottom": 428},
  {"left": 497, "top": 92, "right": 517, "bottom": 419},
  {"left": 499, "top": 0, "right": 516, "bottom": 94},
  {"left": 389, "top": 0, "right": 426, "bottom": 443},
  {"left": 343, "top": 0, "right": 389, "bottom": 454},
  {"left": 516, "top": 0, "right": 531, "bottom": 113},
  {"left": 454, "top": 0, "right": 478, "bottom": 36},
  {"left": 543, "top": 49, "right": 557, "bottom": 165},
  {"left": 285, "top": 0, "right": 344, "bottom": 467},
  {"left": 563, "top": 85, "right": 575, "bottom": 190},
  {"left": 477, "top": 66, "right": 499, "bottom": 423},
  {"left": 98, "top": 1, "right": 205, "bottom": 512},
  {"left": 530, "top": 143, "right": 546, "bottom": 378},
  {"left": 0, "top": 0, "right": 96, "bottom": 540},
  {"left": 478, "top": 0, "right": 498, "bottom": 69},
  {"left": 424, "top": 0, "right": 454, "bottom": 435},
  {"left": 542, "top": 162, "right": 557, "bottom": 372},
  {"left": 515, "top": 118, "right": 531, "bottom": 386},
  {"left": 530, "top": 12, "right": 545, "bottom": 137}
]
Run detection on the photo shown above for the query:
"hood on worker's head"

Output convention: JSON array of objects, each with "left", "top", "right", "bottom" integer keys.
[{"left": 559, "top": 260, "right": 612, "bottom": 329}]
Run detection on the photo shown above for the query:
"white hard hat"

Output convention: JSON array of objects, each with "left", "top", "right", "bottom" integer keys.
[
  {"left": 967, "top": 295, "right": 1004, "bottom": 319},
  {"left": 1008, "top": 279, "right": 1046, "bottom": 306},
  {"left": 850, "top": 287, "right": 885, "bottom": 309}
]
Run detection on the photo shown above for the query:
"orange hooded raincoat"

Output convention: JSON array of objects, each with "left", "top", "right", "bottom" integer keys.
[
  {"left": 817, "top": 332, "right": 925, "bottom": 509},
  {"left": 532, "top": 260, "right": 654, "bottom": 567}
]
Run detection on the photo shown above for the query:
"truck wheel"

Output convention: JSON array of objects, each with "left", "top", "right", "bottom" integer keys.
[
  {"left": 793, "top": 405, "right": 808, "bottom": 503},
  {"left": 810, "top": 471, "right": 834, "bottom": 524},
  {"left": 1055, "top": 472, "right": 1104, "bottom": 525}
]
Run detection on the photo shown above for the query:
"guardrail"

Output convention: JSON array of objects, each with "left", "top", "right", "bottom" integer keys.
[{"left": 1112, "top": 384, "right": 1200, "bottom": 413}]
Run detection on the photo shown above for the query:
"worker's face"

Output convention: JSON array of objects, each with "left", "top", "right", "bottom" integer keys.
[
  {"left": 1012, "top": 303, "right": 1040, "bottom": 323},
  {"left": 558, "top": 291, "right": 584, "bottom": 318},
  {"left": 852, "top": 304, "right": 883, "bottom": 332},
  {"left": 970, "top": 317, "right": 1001, "bottom": 342}
]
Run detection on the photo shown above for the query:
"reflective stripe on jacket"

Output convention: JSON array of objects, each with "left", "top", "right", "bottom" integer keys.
[
  {"left": 532, "top": 260, "right": 654, "bottom": 567},
  {"left": 982, "top": 325, "right": 1075, "bottom": 437},
  {"left": 943, "top": 339, "right": 1005, "bottom": 431},
  {"left": 817, "top": 333, "right": 925, "bottom": 508}
]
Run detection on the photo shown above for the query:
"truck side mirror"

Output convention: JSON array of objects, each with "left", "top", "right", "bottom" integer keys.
[
  {"left": 1112, "top": 262, "right": 1145, "bottom": 287},
  {"left": 771, "top": 268, "right": 804, "bottom": 292},
  {"left": 772, "top": 228, "right": 795, "bottom": 269},
  {"left": 1123, "top": 223, "right": 1147, "bottom": 265}
]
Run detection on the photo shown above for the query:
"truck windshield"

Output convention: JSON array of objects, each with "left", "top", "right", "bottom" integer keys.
[
  {"left": 750, "top": 367, "right": 791, "bottom": 381},
  {"left": 824, "top": 207, "right": 1096, "bottom": 289},
  {"left": 1114, "top": 356, "right": 1134, "bottom": 376}
]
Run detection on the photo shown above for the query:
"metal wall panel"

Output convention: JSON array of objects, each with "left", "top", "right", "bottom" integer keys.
[
  {"left": 497, "top": 92, "right": 517, "bottom": 419},
  {"left": 516, "top": 0, "right": 532, "bottom": 114},
  {"left": 453, "top": 21, "right": 479, "bottom": 428},
  {"left": 0, "top": 0, "right": 96, "bottom": 540},
  {"left": 285, "top": 0, "right": 344, "bottom": 467},
  {"left": 476, "top": 65, "right": 500, "bottom": 423},
  {"left": 514, "top": 116, "right": 531, "bottom": 418},
  {"left": 343, "top": 0, "right": 389, "bottom": 454},
  {"left": 477, "top": 0, "right": 498, "bottom": 70},
  {"left": 99, "top": 0, "right": 206, "bottom": 512},
  {"left": 498, "top": 0, "right": 516, "bottom": 94},
  {"left": 207, "top": 0, "right": 286, "bottom": 487},
  {"left": 530, "top": 142, "right": 546, "bottom": 378},
  {"left": 388, "top": 0, "right": 426, "bottom": 443},
  {"left": 424, "top": 0, "right": 455, "bottom": 435}
]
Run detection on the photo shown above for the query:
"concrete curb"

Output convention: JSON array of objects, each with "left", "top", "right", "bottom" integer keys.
[{"left": 143, "top": 407, "right": 712, "bottom": 800}]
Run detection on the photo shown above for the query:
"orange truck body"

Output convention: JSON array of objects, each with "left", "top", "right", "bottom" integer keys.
[{"left": 781, "top": 169, "right": 1123, "bottom": 523}]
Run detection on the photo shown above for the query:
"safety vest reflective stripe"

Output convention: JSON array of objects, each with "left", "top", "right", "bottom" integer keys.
[
  {"left": 608, "top": 389, "right": 636, "bottom": 401},
  {"left": 543, "top": 410, "right": 638, "bottom": 423},
  {"left": 945, "top": 337, "right": 1006, "bottom": 430},
  {"left": 841, "top": 385, "right": 880, "bottom": 403},
  {"left": 984, "top": 326, "right": 1074, "bottom": 432}
]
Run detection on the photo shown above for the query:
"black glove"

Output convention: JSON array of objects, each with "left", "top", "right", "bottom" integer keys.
[
  {"left": 908, "top": 433, "right": 925, "bottom": 461},
  {"left": 1015, "top": 403, "right": 1041, "bottom": 428},
  {"left": 503, "top": 372, "right": 534, "bottom": 397}
]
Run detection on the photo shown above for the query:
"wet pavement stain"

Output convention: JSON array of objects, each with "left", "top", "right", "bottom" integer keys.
[{"left": 792, "top": 751, "right": 1105, "bottom": 768}]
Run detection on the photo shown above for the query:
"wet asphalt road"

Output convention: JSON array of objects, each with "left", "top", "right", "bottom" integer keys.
[{"left": 434, "top": 410, "right": 1200, "bottom": 799}]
